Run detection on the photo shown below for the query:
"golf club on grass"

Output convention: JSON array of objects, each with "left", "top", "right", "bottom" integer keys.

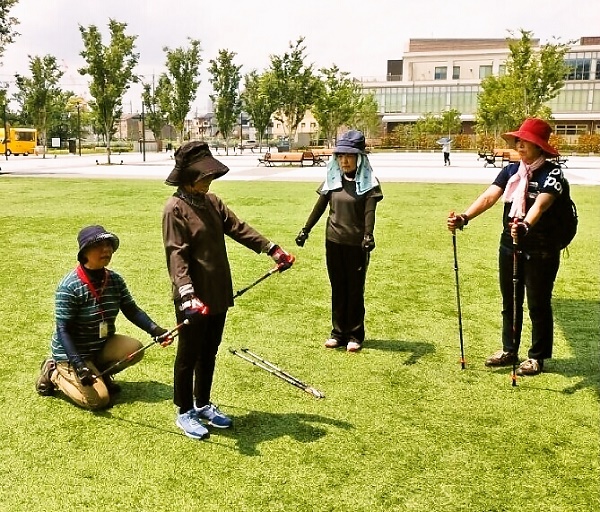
[
  {"left": 229, "top": 348, "right": 325, "bottom": 399},
  {"left": 511, "top": 232, "right": 520, "bottom": 387},
  {"left": 97, "top": 319, "right": 190, "bottom": 377},
  {"left": 233, "top": 264, "right": 282, "bottom": 299},
  {"left": 452, "top": 231, "right": 466, "bottom": 369}
]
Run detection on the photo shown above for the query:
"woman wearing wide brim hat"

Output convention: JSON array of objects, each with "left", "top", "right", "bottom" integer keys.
[
  {"left": 446, "top": 117, "right": 570, "bottom": 377},
  {"left": 162, "top": 141, "right": 295, "bottom": 440},
  {"left": 35, "top": 225, "right": 172, "bottom": 409},
  {"left": 295, "top": 130, "right": 384, "bottom": 353}
]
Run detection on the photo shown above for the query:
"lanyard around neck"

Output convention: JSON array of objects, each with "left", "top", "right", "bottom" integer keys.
[{"left": 76, "top": 265, "right": 108, "bottom": 313}]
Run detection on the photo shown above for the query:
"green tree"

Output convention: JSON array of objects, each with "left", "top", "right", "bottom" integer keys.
[
  {"left": 157, "top": 38, "right": 202, "bottom": 144},
  {"left": 312, "top": 65, "right": 361, "bottom": 147},
  {"left": 440, "top": 109, "right": 462, "bottom": 136},
  {"left": 241, "top": 70, "right": 277, "bottom": 150},
  {"left": 266, "top": 37, "right": 319, "bottom": 147},
  {"left": 78, "top": 19, "right": 139, "bottom": 164},
  {"left": 353, "top": 93, "right": 381, "bottom": 140},
  {"left": 142, "top": 77, "right": 168, "bottom": 151},
  {"left": 208, "top": 49, "right": 242, "bottom": 155},
  {"left": 14, "top": 54, "right": 64, "bottom": 157},
  {"left": 476, "top": 29, "right": 569, "bottom": 136},
  {"left": 0, "top": 0, "right": 19, "bottom": 63}
]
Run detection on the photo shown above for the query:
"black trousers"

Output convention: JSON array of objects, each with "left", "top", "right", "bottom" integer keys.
[
  {"left": 498, "top": 245, "right": 560, "bottom": 360},
  {"left": 326, "top": 240, "right": 368, "bottom": 344},
  {"left": 173, "top": 309, "right": 227, "bottom": 412},
  {"left": 443, "top": 152, "right": 450, "bottom": 165}
]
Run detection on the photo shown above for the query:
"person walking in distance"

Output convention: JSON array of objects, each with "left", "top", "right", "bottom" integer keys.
[
  {"left": 162, "top": 141, "right": 295, "bottom": 440},
  {"left": 447, "top": 118, "right": 568, "bottom": 376},
  {"left": 35, "top": 225, "right": 172, "bottom": 410},
  {"left": 295, "top": 130, "right": 383, "bottom": 352},
  {"left": 442, "top": 138, "right": 452, "bottom": 166}
]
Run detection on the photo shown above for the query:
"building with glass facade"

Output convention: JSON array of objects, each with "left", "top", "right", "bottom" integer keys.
[{"left": 360, "top": 37, "right": 600, "bottom": 138}]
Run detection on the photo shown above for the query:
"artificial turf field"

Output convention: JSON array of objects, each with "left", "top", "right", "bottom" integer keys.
[{"left": 0, "top": 178, "right": 598, "bottom": 512}]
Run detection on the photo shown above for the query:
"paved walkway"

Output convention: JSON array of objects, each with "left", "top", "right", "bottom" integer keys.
[{"left": 1, "top": 150, "right": 599, "bottom": 186}]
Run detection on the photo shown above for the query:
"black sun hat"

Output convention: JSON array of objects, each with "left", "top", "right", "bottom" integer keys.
[
  {"left": 165, "top": 141, "right": 229, "bottom": 186},
  {"left": 77, "top": 225, "right": 119, "bottom": 263}
]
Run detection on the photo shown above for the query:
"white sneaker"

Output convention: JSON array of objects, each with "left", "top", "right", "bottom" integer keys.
[
  {"left": 347, "top": 341, "right": 362, "bottom": 352},
  {"left": 324, "top": 338, "right": 341, "bottom": 348}
]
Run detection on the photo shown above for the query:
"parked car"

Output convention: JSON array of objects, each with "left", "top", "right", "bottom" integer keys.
[{"left": 238, "top": 139, "right": 258, "bottom": 150}]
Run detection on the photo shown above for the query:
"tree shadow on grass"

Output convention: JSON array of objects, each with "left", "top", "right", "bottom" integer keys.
[
  {"left": 365, "top": 339, "right": 435, "bottom": 365},
  {"left": 550, "top": 298, "right": 600, "bottom": 396}
]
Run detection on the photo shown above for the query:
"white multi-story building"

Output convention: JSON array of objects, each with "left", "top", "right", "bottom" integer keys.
[{"left": 361, "top": 37, "right": 600, "bottom": 138}]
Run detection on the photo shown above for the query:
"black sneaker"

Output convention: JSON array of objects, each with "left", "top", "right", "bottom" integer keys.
[{"left": 36, "top": 358, "right": 56, "bottom": 396}]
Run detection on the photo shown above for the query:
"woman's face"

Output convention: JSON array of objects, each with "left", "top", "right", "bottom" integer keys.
[
  {"left": 515, "top": 138, "right": 544, "bottom": 165},
  {"left": 187, "top": 175, "right": 214, "bottom": 194},
  {"left": 337, "top": 153, "right": 358, "bottom": 174},
  {"left": 83, "top": 240, "right": 114, "bottom": 269}
]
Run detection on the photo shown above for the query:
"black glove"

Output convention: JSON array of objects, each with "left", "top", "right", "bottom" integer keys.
[
  {"left": 268, "top": 244, "right": 296, "bottom": 272},
  {"left": 150, "top": 325, "right": 173, "bottom": 346},
  {"left": 180, "top": 295, "right": 210, "bottom": 323},
  {"left": 295, "top": 228, "right": 309, "bottom": 247},
  {"left": 150, "top": 325, "right": 168, "bottom": 339},
  {"left": 362, "top": 234, "right": 375, "bottom": 252},
  {"left": 75, "top": 363, "right": 96, "bottom": 387}
]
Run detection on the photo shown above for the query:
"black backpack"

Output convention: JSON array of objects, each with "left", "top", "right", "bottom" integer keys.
[{"left": 555, "top": 177, "right": 578, "bottom": 250}]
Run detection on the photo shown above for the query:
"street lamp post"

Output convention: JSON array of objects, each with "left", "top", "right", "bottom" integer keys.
[{"left": 76, "top": 103, "right": 81, "bottom": 156}]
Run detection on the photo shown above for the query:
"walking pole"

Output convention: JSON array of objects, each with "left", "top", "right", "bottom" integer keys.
[
  {"left": 97, "top": 319, "right": 189, "bottom": 377},
  {"left": 452, "top": 231, "right": 466, "bottom": 369},
  {"left": 511, "top": 226, "right": 519, "bottom": 387},
  {"left": 233, "top": 265, "right": 280, "bottom": 299},
  {"left": 230, "top": 348, "right": 325, "bottom": 399}
]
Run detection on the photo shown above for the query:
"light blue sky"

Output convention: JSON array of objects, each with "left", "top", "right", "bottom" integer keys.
[{"left": 1, "top": 0, "right": 598, "bottom": 114}]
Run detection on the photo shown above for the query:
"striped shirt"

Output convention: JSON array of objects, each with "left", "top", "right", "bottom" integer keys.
[{"left": 50, "top": 268, "right": 138, "bottom": 361}]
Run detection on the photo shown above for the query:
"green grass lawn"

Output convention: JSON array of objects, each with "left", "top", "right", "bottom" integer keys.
[{"left": 0, "top": 178, "right": 598, "bottom": 512}]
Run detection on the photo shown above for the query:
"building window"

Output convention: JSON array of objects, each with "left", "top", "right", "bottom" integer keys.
[
  {"left": 479, "top": 65, "right": 493, "bottom": 79},
  {"left": 434, "top": 66, "right": 447, "bottom": 80},
  {"left": 452, "top": 66, "right": 460, "bottom": 79},
  {"left": 554, "top": 124, "right": 589, "bottom": 135},
  {"left": 499, "top": 64, "right": 506, "bottom": 76},
  {"left": 565, "top": 58, "right": 591, "bottom": 80},
  {"left": 301, "top": 122, "right": 306, "bottom": 129},
  {"left": 310, "top": 122, "right": 316, "bottom": 128}
]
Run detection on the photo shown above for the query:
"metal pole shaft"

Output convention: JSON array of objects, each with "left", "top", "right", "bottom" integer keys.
[{"left": 452, "top": 232, "right": 466, "bottom": 369}]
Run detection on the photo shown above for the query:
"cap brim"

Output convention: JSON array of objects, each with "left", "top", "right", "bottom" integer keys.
[{"left": 333, "top": 147, "right": 363, "bottom": 154}]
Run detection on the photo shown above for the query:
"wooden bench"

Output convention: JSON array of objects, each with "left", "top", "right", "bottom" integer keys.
[
  {"left": 258, "top": 151, "right": 319, "bottom": 167},
  {"left": 478, "top": 149, "right": 520, "bottom": 167},
  {"left": 311, "top": 148, "right": 334, "bottom": 165}
]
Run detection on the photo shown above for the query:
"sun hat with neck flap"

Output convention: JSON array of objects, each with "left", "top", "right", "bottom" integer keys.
[
  {"left": 77, "top": 225, "right": 120, "bottom": 263},
  {"left": 165, "top": 141, "right": 229, "bottom": 186},
  {"left": 333, "top": 130, "right": 367, "bottom": 154},
  {"left": 501, "top": 118, "right": 560, "bottom": 157}
]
